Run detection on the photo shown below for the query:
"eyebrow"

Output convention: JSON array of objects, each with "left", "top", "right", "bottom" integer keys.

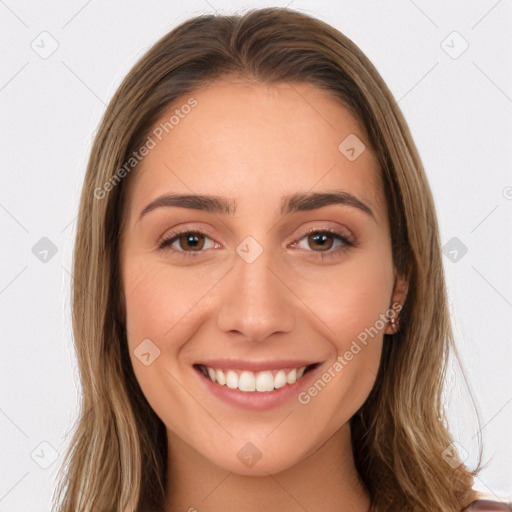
[{"left": 138, "top": 190, "right": 375, "bottom": 220}]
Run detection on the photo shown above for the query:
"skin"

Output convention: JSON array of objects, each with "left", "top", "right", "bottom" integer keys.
[{"left": 120, "top": 78, "right": 408, "bottom": 512}]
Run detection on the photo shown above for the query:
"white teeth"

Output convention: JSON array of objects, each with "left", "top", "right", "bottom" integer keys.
[
  {"left": 226, "top": 370, "right": 238, "bottom": 389},
  {"left": 274, "top": 370, "right": 287, "bottom": 389},
  {"left": 238, "top": 371, "right": 256, "bottom": 392},
  {"left": 286, "top": 368, "right": 297, "bottom": 384},
  {"left": 215, "top": 369, "right": 226, "bottom": 385},
  {"left": 202, "top": 365, "right": 308, "bottom": 392},
  {"left": 255, "top": 371, "right": 274, "bottom": 392}
]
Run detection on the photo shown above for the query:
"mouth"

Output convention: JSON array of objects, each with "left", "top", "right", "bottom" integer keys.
[{"left": 193, "top": 362, "right": 320, "bottom": 393}]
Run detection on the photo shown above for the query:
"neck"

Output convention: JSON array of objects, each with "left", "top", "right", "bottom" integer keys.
[{"left": 164, "top": 423, "right": 371, "bottom": 512}]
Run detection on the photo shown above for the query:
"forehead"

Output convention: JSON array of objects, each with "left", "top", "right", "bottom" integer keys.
[{"left": 124, "top": 79, "right": 386, "bottom": 225}]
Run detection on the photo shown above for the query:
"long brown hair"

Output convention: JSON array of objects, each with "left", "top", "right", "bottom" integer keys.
[{"left": 53, "top": 7, "right": 485, "bottom": 511}]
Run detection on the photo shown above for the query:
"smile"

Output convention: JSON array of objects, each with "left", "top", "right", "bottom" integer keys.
[{"left": 194, "top": 363, "right": 319, "bottom": 392}]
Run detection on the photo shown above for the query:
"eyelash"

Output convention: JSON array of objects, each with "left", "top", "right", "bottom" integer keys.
[{"left": 157, "top": 227, "right": 356, "bottom": 260}]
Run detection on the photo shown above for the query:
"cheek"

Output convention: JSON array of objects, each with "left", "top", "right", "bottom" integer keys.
[
  {"left": 122, "top": 257, "right": 218, "bottom": 343},
  {"left": 297, "top": 247, "right": 394, "bottom": 346},
  {"left": 292, "top": 252, "right": 393, "bottom": 427},
  {"left": 121, "top": 258, "right": 212, "bottom": 426},
  {"left": 123, "top": 262, "right": 169, "bottom": 341}
]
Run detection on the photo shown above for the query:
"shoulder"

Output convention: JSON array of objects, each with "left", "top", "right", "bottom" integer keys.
[{"left": 465, "top": 499, "right": 512, "bottom": 511}]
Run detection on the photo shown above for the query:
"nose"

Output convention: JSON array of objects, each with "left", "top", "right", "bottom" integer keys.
[{"left": 216, "top": 243, "right": 296, "bottom": 343}]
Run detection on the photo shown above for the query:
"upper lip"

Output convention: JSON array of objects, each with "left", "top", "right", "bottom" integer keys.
[{"left": 195, "top": 359, "right": 320, "bottom": 372}]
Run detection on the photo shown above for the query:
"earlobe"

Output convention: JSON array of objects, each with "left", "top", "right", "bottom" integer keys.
[
  {"left": 385, "top": 272, "right": 409, "bottom": 335},
  {"left": 393, "top": 273, "right": 409, "bottom": 308}
]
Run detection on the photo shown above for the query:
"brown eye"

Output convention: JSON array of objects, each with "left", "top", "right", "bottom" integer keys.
[
  {"left": 307, "top": 232, "right": 334, "bottom": 251},
  {"left": 159, "top": 231, "right": 215, "bottom": 253},
  {"left": 177, "top": 233, "right": 205, "bottom": 251},
  {"left": 292, "top": 228, "right": 355, "bottom": 260}
]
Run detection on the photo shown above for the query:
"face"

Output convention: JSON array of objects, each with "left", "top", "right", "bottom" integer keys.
[{"left": 120, "top": 78, "right": 407, "bottom": 476}]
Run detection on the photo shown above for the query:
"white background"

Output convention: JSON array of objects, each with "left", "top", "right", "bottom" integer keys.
[{"left": 0, "top": 0, "right": 511, "bottom": 510}]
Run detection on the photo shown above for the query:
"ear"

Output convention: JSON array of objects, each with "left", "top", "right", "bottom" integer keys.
[{"left": 384, "top": 270, "right": 409, "bottom": 335}]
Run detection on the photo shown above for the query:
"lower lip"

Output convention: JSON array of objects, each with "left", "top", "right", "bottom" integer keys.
[{"left": 194, "top": 365, "right": 321, "bottom": 411}]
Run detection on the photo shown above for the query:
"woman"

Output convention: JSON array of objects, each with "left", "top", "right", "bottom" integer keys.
[{"left": 52, "top": 7, "right": 509, "bottom": 512}]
